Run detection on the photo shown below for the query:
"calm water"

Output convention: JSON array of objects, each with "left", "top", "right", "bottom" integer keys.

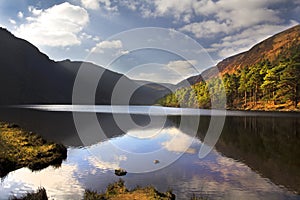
[{"left": 0, "top": 106, "right": 300, "bottom": 200}]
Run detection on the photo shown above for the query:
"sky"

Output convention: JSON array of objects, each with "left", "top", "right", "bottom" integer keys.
[{"left": 0, "top": 0, "right": 299, "bottom": 83}]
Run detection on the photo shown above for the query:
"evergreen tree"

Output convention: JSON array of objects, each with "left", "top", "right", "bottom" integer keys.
[
  {"left": 238, "top": 67, "right": 250, "bottom": 105},
  {"left": 261, "top": 69, "right": 277, "bottom": 102},
  {"left": 223, "top": 73, "right": 238, "bottom": 107},
  {"left": 248, "top": 64, "right": 263, "bottom": 104},
  {"left": 277, "top": 59, "right": 300, "bottom": 107},
  {"left": 158, "top": 50, "right": 300, "bottom": 110}
]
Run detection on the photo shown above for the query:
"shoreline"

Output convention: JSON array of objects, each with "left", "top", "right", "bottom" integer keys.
[
  {"left": 0, "top": 122, "right": 67, "bottom": 177},
  {"left": 13, "top": 179, "right": 209, "bottom": 200}
]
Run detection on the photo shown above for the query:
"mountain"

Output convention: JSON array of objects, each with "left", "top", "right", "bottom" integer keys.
[
  {"left": 182, "top": 25, "right": 300, "bottom": 85},
  {"left": 160, "top": 25, "right": 300, "bottom": 111},
  {"left": 0, "top": 28, "right": 171, "bottom": 105},
  {"left": 217, "top": 24, "right": 300, "bottom": 74}
]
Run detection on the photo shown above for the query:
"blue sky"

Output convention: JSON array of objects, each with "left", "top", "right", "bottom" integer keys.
[{"left": 0, "top": 0, "right": 299, "bottom": 83}]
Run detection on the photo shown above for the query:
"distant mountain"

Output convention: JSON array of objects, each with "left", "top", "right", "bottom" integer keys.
[
  {"left": 0, "top": 28, "right": 171, "bottom": 105},
  {"left": 217, "top": 24, "right": 300, "bottom": 74},
  {"left": 182, "top": 25, "right": 300, "bottom": 85},
  {"left": 160, "top": 25, "right": 300, "bottom": 111}
]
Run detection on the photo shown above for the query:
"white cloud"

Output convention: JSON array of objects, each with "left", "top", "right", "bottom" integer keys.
[
  {"left": 120, "top": 50, "right": 130, "bottom": 55},
  {"left": 118, "top": 0, "right": 286, "bottom": 43},
  {"left": 98, "top": 40, "right": 122, "bottom": 48},
  {"left": 80, "top": 32, "right": 92, "bottom": 40},
  {"left": 180, "top": 20, "right": 230, "bottom": 38},
  {"left": 119, "top": 0, "right": 285, "bottom": 26},
  {"left": 87, "top": 40, "right": 130, "bottom": 66},
  {"left": 91, "top": 40, "right": 123, "bottom": 53},
  {"left": 126, "top": 65, "right": 180, "bottom": 84},
  {"left": 192, "top": 0, "right": 217, "bottom": 16},
  {"left": 126, "top": 60, "right": 198, "bottom": 84},
  {"left": 88, "top": 154, "right": 127, "bottom": 170},
  {"left": 93, "top": 36, "right": 100, "bottom": 41},
  {"left": 5, "top": 164, "right": 84, "bottom": 199},
  {"left": 152, "top": 0, "right": 194, "bottom": 22},
  {"left": 81, "top": 0, "right": 117, "bottom": 11},
  {"left": 15, "top": 2, "right": 89, "bottom": 47},
  {"left": 215, "top": 5, "right": 281, "bottom": 29},
  {"left": 17, "top": 11, "right": 23, "bottom": 19},
  {"left": 166, "top": 59, "right": 198, "bottom": 75},
  {"left": 28, "top": 6, "right": 43, "bottom": 16},
  {"left": 118, "top": 0, "right": 195, "bottom": 21},
  {"left": 81, "top": 0, "right": 100, "bottom": 10},
  {"left": 211, "top": 21, "right": 298, "bottom": 58},
  {"left": 178, "top": 0, "right": 285, "bottom": 38},
  {"left": 88, "top": 156, "right": 120, "bottom": 170},
  {"left": 9, "top": 19, "right": 16, "bottom": 25},
  {"left": 120, "top": 0, "right": 139, "bottom": 11},
  {"left": 161, "top": 128, "right": 196, "bottom": 154},
  {"left": 149, "top": 0, "right": 292, "bottom": 58}
]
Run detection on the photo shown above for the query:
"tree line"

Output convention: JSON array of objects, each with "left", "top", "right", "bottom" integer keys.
[{"left": 158, "top": 48, "right": 300, "bottom": 109}]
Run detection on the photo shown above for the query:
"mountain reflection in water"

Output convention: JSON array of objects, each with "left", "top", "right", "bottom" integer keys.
[{"left": 0, "top": 106, "right": 299, "bottom": 200}]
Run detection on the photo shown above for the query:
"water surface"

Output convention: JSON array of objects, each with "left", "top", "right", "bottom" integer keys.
[{"left": 0, "top": 106, "right": 299, "bottom": 199}]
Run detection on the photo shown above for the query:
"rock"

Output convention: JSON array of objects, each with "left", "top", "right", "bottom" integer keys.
[
  {"left": 7, "top": 123, "right": 19, "bottom": 128},
  {"left": 154, "top": 160, "right": 160, "bottom": 164},
  {"left": 115, "top": 168, "right": 127, "bottom": 176}
]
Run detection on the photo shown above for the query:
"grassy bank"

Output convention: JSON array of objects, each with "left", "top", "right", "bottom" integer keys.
[
  {"left": 84, "top": 179, "right": 175, "bottom": 200},
  {"left": 234, "top": 100, "right": 300, "bottom": 112},
  {"left": 0, "top": 122, "right": 67, "bottom": 177},
  {"left": 10, "top": 180, "right": 208, "bottom": 200},
  {"left": 159, "top": 99, "right": 300, "bottom": 112},
  {"left": 11, "top": 188, "right": 48, "bottom": 200}
]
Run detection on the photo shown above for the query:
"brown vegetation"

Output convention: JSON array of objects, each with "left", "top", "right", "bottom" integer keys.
[
  {"left": 84, "top": 179, "right": 175, "bottom": 200},
  {"left": 0, "top": 122, "right": 67, "bottom": 177}
]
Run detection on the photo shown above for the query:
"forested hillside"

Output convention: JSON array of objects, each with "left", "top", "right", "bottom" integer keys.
[{"left": 159, "top": 25, "right": 300, "bottom": 111}]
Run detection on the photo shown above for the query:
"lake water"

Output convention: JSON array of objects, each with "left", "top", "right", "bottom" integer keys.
[{"left": 0, "top": 106, "right": 299, "bottom": 200}]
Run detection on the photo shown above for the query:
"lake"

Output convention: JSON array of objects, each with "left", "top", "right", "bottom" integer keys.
[{"left": 0, "top": 106, "right": 299, "bottom": 199}]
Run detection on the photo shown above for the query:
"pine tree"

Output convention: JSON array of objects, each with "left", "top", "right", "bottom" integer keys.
[
  {"left": 261, "top": 69, "right": 277, "bottom": 102},
  {"left": 277, "top": 59, "right": 300, "bottom": 107},
  {"left": 223, "top": 73, "right": 238, "bottom": 107},
  {"left": 238, "top": 67, "right": 250, "bottom": 106},
  {"left": 248, "top": 64, "right": 263, "bottom": 104}
]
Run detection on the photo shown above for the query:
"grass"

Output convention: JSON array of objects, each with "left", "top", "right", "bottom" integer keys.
[
  {"left": 190, "top": 194, "right": 209, "bottom": 200},
  {"left": 8, "top": 180, "right": 209, "bottom": 200},
  {"left": 10, "top": 188, "right": 48, "bottom": 200},
  {"left": 84, "top": 179, "right": 176, "bottom": 200},
  {"left": 236, "top": 100, "right": 300, "bottom": 112},
  {"left": 0, "top": 122, "right": 67, "bottom": 177}
]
